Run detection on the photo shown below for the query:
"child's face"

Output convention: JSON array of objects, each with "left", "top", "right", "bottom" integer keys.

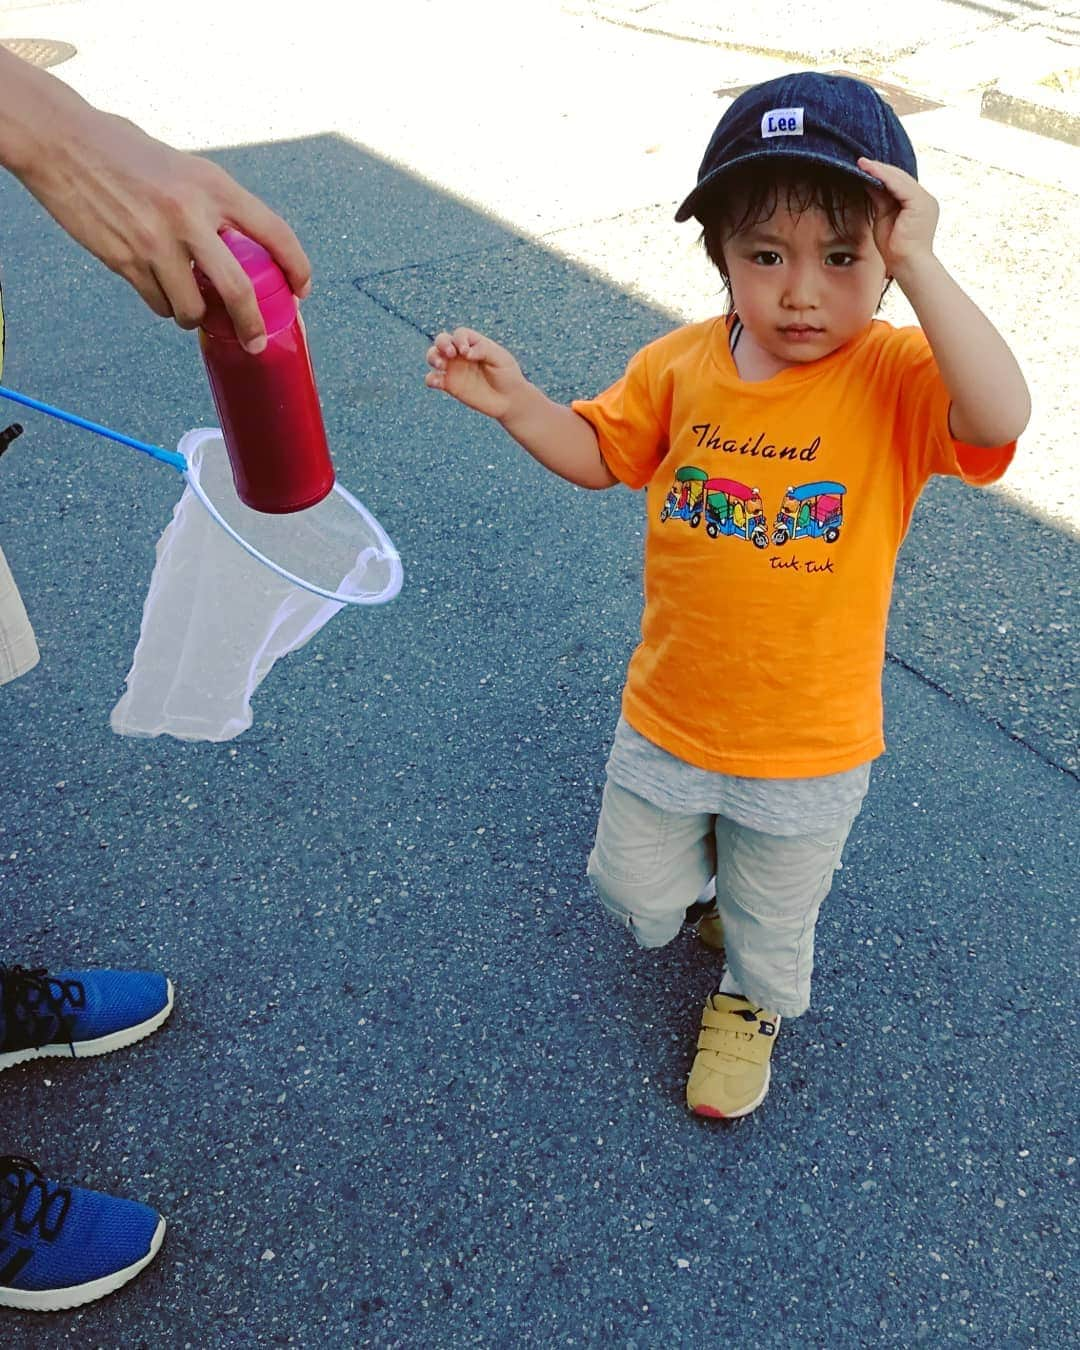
[{"left": 722, "top": 200, "right": 886, "bottom": 376}]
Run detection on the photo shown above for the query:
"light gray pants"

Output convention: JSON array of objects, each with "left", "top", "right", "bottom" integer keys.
[{"left": 586, "top": 779, "right": 856, "bottom": 1018}]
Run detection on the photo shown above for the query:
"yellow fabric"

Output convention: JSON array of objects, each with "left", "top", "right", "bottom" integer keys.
[
  {"left": 697, "top": 910, "right": 725, "bottom": 952},
  {"left": 697, "top": 1006, "right": 774, "bottom": 1066},
  {"left": 572, "top": 317, "right": 1015, "bottom": 777},
  {"left": 686, "top": 993, "right": 778, "bottom": 1116}
]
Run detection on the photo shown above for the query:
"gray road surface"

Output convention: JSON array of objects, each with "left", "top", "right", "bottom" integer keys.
[{"left": 0, "top": 3, "right": 1076, "bottom": 1345}]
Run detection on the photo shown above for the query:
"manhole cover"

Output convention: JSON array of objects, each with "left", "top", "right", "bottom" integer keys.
[
  {"left": 0, "top": 38, "right": 78, "bottom": 70},
  {"left": 715, "top": 71, "right": 942, "bottom": 117}
]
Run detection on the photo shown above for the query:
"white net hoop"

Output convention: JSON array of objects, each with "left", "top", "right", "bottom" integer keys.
[{"left": 180, "top": 427, "right": 402, "bottom": 606}]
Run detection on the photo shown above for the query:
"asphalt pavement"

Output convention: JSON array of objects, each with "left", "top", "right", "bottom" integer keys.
[{"left": 0, "top": 2, "right": 1076, "bottom": 1346}]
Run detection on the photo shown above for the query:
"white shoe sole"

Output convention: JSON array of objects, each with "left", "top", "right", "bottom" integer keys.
[
  {"left": 0, "top": 1215, "right": 165, "bottom": 1311},
  {"left": 0, "top": 979, "right": 174, "bottom": 1072}
]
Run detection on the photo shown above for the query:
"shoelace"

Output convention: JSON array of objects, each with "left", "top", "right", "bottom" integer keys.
[
  {"left": 0, "top": 1156, "right": 71, "bottom": 1241},
  {"left": 0, "top": 965, "right": 85, "bottom": 1057}
]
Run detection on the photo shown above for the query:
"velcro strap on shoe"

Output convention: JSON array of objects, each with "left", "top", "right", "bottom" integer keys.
[{"left": 697, "top": 1007, "right": 775, "bottom": 1066}]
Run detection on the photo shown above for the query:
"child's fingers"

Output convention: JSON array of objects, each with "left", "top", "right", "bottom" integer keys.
[
  {"left": 858, "top": 157, "right": 916, "bottom": 201},
  {"left": 427, "top": 335, "right": 469, "bottom": 370},
  {"left": 430, "top": 330, "right": 462, "bottom": 361},
  {"left": 429, "top": 327, "right": 490, "bottom": 363},
  {"left": 424, "top": 369, "right": 446, "bottom": 390},
  {"left": 866, "top": 185, "right": 898, "bottom": 223},
  {"left": 449, "top": 327, "right": 477, "bottom": 357},
  {"left": 449, "top": 326, "right": 496, "bottom": 361},
  {"left": 857, "top": 156, "right": 887, "bottom": 190}
]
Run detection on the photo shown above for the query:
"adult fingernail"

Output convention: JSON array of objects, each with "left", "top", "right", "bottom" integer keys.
[{"left": 244, "top": 335, "right": 267, "bottom": 355}]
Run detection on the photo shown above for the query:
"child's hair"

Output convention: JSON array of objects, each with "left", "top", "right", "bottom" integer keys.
[{"left": 697, "top": 162, "right": 889, "bottom": 310}]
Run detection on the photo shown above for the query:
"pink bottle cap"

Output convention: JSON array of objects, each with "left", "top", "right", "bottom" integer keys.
[{"left": 196, "top": 229, "right": 297, "bottom": 340}]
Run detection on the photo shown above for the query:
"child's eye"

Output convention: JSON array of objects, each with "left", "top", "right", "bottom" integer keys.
[
  {"left": 825, "top": 251, "right": 857, "bottom": 267},
  {"left": 751, "top": 251, "right": 782, "bottom": 266}
]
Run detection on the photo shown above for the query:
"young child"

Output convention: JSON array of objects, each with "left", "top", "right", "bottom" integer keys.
[{"left": 424, "top": 72, "right": 1029, "bottom": 1119}]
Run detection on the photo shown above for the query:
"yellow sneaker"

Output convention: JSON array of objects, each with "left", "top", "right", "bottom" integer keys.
[
  {"left": 683, "top": 898, "right": 724, "bottom": 952},
  {"left": 697, "top": 904, "right": 725, "bottom": 953},
  {"left": 686, "top": 993, "right": 779, "bottom": 1119}
]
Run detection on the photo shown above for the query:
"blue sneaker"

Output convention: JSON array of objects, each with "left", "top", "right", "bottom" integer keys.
[
  {"left": 0, "top": 966, "right": 174, "bottom": 1071},
  {"left": 0, "top": 1156, "right": 164, "bottom": 1310}
]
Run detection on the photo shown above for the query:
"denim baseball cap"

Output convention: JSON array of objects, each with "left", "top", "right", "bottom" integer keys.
[{"left": 675, "top": 71, "right": 917, "bottom": 223}]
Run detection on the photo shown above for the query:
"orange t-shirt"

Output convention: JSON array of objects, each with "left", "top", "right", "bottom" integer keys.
[{"left": 571, "top": 317, "right": 1015, "bottom": 777}]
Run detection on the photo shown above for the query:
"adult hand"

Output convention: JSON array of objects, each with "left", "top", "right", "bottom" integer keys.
[{"left": 0, "top": 54, "right": 310, "bottom": 353}]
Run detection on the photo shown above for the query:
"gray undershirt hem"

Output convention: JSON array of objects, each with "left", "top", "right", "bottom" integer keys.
[{"left": 605, "top": 716, "right": 872, "bottom": 838}]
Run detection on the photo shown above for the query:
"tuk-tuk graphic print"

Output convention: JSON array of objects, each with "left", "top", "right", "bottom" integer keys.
[
  {"left": 660, "top": 467, "right": 769, "bottom": 549},
  {"left": 660, "top": 465, "right": 708, "bottom": 526},
  {"left": 772, "top": 481, "right": 846, "bottom": 546}
]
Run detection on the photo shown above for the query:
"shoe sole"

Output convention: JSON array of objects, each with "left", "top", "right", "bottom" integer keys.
[
  {"left": 689, "top": 1063, "right": 770, "bottom": 1120},
  {"left": 0, "top": 979, "right": 174, "bottom": 1073},
  {"left": 0, "top": 1215, "right": 165, "bottom": 1311}
]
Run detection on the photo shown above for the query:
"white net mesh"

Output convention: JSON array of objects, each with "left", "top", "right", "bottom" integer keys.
[{"left": 110, "top": 428, "right": 401, "bottom": 742}]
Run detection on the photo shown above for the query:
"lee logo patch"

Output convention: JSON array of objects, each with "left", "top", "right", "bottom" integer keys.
[{"left": 761, "top": 107, "right": 804, "bottom": 138}]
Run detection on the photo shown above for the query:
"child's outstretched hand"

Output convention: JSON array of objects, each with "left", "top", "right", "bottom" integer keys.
[
  {"left": 425, "top": 327, "right": 527, "bottom": 421},
  {"left": 858, "top": 158, "right": 940, "bottom": 276}
]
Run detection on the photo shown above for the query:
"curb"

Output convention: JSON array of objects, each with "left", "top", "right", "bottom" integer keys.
[
  {"left": 572, "top": 2, "right": 1080, "bottom": 150},
  {"left": 980, "top": 76, "right": 1080, "bottom": 147}
]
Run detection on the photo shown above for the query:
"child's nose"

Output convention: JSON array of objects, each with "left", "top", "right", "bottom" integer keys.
[{"left": 782, "top": 264, "right": 818, "bottom": 309}]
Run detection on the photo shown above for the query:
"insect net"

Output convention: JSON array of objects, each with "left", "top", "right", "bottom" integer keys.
[{"left": 110, "top": 427, "right": 402, "bottom": 742}]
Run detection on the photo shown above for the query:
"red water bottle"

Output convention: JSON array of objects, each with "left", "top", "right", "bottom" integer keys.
[{"left": 196, "top": 229, "right": 335, "bottom": 514}]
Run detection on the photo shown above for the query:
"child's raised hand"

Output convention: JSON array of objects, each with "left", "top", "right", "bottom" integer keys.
[
  {"left": 424, "top": 327, "right": 527, "bottom": 421},
  {"left": 857, "top": 158, "right": 940, "bottom": 276}
]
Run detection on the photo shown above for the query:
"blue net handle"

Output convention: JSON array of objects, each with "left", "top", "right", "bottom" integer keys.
[
  {"left": 0, "top": 385, "right": 187, "bottom": 471},
  {"left": 0, "top": 386, "right": 403, "bottom": 608}
]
